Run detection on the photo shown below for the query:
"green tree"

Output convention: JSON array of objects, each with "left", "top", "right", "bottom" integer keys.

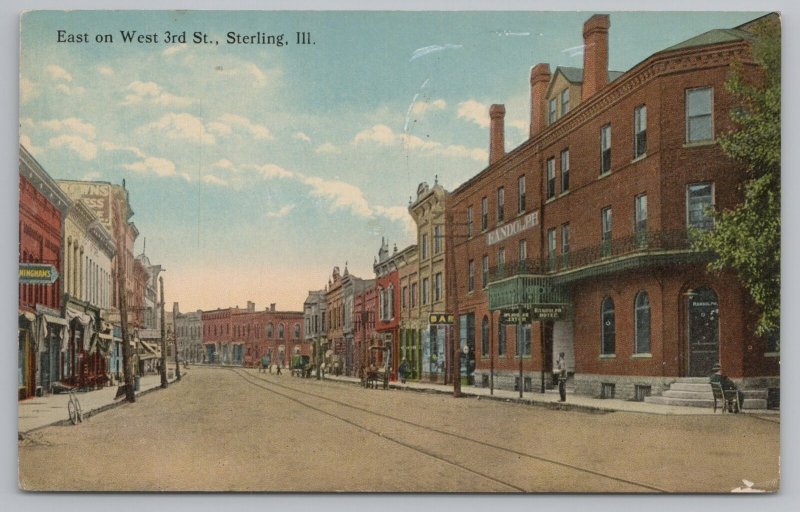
[{"left": 695, "top": 18, "right": 780, "bottom": 338}]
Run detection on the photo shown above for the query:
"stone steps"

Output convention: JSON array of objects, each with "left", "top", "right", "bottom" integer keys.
[{"left": 644, "top": 378, "right": 771, "bottom": 410}]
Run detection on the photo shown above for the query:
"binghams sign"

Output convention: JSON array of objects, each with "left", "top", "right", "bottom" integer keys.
[{"left": 19, "top": 263, "right": 59, "bottom": 285}]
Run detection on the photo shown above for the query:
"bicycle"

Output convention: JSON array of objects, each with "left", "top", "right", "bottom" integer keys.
[{"left": 67, "top": 389, "right": 83, "bottom": 425}]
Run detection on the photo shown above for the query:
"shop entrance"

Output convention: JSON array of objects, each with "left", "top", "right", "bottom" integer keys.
[{"left": 688, "top": 286, "right": 719, "bottom": 377}]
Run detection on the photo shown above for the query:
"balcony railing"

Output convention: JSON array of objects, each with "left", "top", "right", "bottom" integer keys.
[{"left": 488, "top": 229, "right": 707, "bottom": 284}]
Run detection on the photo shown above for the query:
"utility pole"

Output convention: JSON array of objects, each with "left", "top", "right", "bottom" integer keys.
[
  {"left": 172, "top": 283, "right": 181, "bottom": 381},
  {"left": 159, "top": 276, "right": 168, "bottom": 388},
  {"left": 518, "top": 305, "right": 524, "bottom": 399},
  {"left": 445, "top": 211, "right": 462, "bottom": 398},
  {"left": 115, "top": 205, "right": 135, "bottom": 403}
]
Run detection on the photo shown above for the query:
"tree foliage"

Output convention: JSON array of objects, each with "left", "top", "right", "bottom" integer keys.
[{"left": 695, "top": 18, "right": 781, "bottom": 336}]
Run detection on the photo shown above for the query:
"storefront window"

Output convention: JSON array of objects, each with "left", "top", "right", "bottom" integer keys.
[{"left": 634, "top": 291, "right": 650, "bottom": 354}]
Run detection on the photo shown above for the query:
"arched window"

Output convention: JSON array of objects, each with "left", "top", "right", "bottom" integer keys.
[
  {"left": 293, "top": 323, "right": 300, "bottom": 339},
  {"left": 481, "top": 316, "right": 489, "bottom": 356},
  {"left": 267, "top": 323, "right": 274, "bottom": 338},
  {"left": 634, "top": 291, "right": 650, "bottom": 354},
  {"left": 278, "top": 323, "right": 285, "bottom": 339},
  {"left": 601, "top": 296, "right": 615, "bottom": 355}
]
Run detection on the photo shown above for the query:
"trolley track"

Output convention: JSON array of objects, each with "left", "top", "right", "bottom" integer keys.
[{"left": 229, "top": 367, "right": 670, "bottom": 493}]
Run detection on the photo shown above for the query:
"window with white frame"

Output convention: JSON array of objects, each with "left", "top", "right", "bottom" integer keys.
[
  {"left": 686, "top": 87, "right": 713, "bottom": 143},
  {"left": 421, "top": 277, "right": 429, "bottom": 305},
  {"left": 601, "top": 207, "right": 612, "bottom": 256},
  {"left": 600, "top": 124, "right": 612, "bottom": 174},
  {"left": 548, "top": 97, "right": 557, "bottom": 124},
  {"left": 560, "top": 88, "right": 569, "bottom": 116},
  {"left": 560, "top": 148, "right": 570, "bottom": 193},
  {"left": 687, "top": 182, "right": 714, "bottom": 231},
  {"left": 468, "top": 259, "right": 475, "bottom": 292},
  {"left": 517, "top": 175, "right": 526, "bottom": 213},
  {"left": 433, "top": 225, "right": 442, "bottom": 254},
  {"left": 496, "top": 187, "right": 505, "bottom": 222},
  {"left": 434, "top": 273, "right": 442, "bottom": 302},
  {"left": 466, "top": 206, "right": 473, "bottom": 237},
  {"left": 481, "top": 197, "right": 488, "bottom": 231},
  {"left": 634, "top": 105, "right": 647, "bottom": 158},
  {"left": 635, "top": 194, "right": 648, "bottom": 235},
  {"left": 481, "top": 255, "right": 489, "bottom": 288},
  {"left": 518, "top": 239, "right": 527, "bottom": 262},
  {"left": 546, "top": 158, "right": 556, "bottom": 199}
]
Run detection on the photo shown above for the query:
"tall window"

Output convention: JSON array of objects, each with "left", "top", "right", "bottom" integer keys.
[
  {"left": 601, "top": 297, "right": 615, "bottom": 355},
  {"left": 434, "top": 273, "right": 442, "bottom": 302},
  {"left": 601, "top": 207, "right": 612, "bottom": 256},
  {"left": 560, "top": 149, "right": 570, "bottom": 193},
  {"left": 294, "top": 324, "right": 301, "bottom": 339},
  {"left": 634, "top": 105, "right": 647, "bottom": 158},
  {"left": 560, "top": 223, "right": 570, "bottom": 267},
  {"left": 402, "top": 286, "right": 408, "bottom": 308},
  {"left": 548, "top": 98, "right": 557, "bottom": 124},
  {"left": 518, "top": 239, "right": 527, "bottom": 262},
  {"left": 634, "top": 291, "right": 650, "bottom": 354},
  {"left": 468, "top": 259, "right": 475, "bottom": 292},
  {"left": 466, "top": 206, "right": 473, "bottom": 238},
  {"left": 687, "top": 182, "right": 714, "bottom": 230},
  {"left": 433, "top": 225, "right": 442, "bottom": 254},
  {"left": 546, "top": 158, "right": 556, "bottom": 199},
  {"left": 516, "top": 323, "right": 531, "bottom": 357},
  {"left": 497, "top": 247, "right": 505, "bottom": 267},
  {"left": 481, "top": 255, "right": 489, "bottom": 289},
  {"left": 278, "top": 323, "right": 285, "bottom": 339},
  {"left": 498, "top": 323, "right": 506, "bottom": 356},
  {"left": 410, "top": 282, "right": 417, "bottom": 308},
  {"left": 600, "top": 124, "right": 612, "bottom": 174},
  {"left": 481, "top": 197, "right": 488, "bottom": 231},
  {"left": 421, "top": 234, "right": 428, "bottom": 259},
  {"left": 686, "top": 87, "right": 713, "bottom": 143},
  {"left": 635, "top": 194, "right": 648, "bottom": 245},
  {"left": 481, "top": 316, "right": 489, "bottom": 357},
  {"left": 517, "top": 175, "right": 526, "bottom": 213},
  {"left": 547, "top": 228, "right": 557, "bottom": 270},
  {"left": 496, "top": 187, "right": 505, "bottom": 222},
  {"left": 560, "top": 88, "right": 569, "bottom": 116},
  {"left": 421, "top": 277, "right": 429, "bottom": 305}
]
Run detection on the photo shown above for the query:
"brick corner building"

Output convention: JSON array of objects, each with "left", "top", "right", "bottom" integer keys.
[{"left": 446, "top": 13, "right": 779, "bottom": 407}]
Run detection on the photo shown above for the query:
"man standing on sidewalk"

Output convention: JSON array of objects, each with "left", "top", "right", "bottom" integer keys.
[{"left": 556, "top": 352, "right": 567, "bottom": 402}]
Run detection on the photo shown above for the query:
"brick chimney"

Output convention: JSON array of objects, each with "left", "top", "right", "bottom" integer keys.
[
  {"left": 489, "top": 104, "right": 506, "bottom": 165},
  {"left": 247, "top": 301, "right": 255, "bottom": 312},
  {"left": 582, "top": 14, "right": 610, "bottom": 101},
  {"left": 270, "top": 303, "right": 276, "bottom": 312},
  {"left": 529, "top": 64, "right": 551, "bottom": 137}
]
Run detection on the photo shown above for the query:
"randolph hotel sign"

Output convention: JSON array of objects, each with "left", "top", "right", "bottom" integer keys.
[{"left": 485, "top": 211, "right": 539, "bottom": 246}]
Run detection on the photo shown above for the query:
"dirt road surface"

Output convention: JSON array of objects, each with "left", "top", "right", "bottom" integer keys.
[{"left": 18, "top": 366, "right": 780, "bottom": 492}]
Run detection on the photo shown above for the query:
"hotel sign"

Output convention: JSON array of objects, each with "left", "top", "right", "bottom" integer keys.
[
  {"left": 500, "top": 309, "right": 532, "bottom": 325},
  {"left": 486, "top": 211, "right": 539, "bottom": 246},
  {"left": 531, "top": 305, "right": 566, "bottom": 320},
  {"left": 19, "top": 263, "right": 59, "bottom": 285}
]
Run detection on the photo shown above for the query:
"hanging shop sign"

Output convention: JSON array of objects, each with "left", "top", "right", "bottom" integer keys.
[
  {"left": 19, "top": 263, "right": 59, "bottom": 285},
  {"left": 428, "top": 313, "right": 454, "bottom": 325},
  {"left": 531, "top": 304, "right": 566, "bottom": 320},
  {"left": 500, "top": 309, "right": 532, "bottom": 325}
]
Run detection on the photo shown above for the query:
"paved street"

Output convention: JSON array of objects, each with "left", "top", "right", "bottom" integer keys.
[{"left": 18, "top": 366, "right": 780, "bottom": 492}]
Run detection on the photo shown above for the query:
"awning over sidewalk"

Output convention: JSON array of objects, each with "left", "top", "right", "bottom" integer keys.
[{"left": 138, "top": 341, "right": 160, "bottom": 360}]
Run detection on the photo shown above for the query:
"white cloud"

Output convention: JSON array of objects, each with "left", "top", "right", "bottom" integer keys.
[
  {"left": 96, "top": 66, "right": 115, "bottom": 76},
  {"left": 81, "top": 171, "right": 102, "bottom": 181},
  {"left": 55, "top": 84, "right": 86, "bottom": 95},
  {"left": 216, "top": 113, "right": 272, "bottom": 140},
  {"left": 249, "top": 163, "right": 293, "bottom": 179},
  {"left": 411, "top": 99, "right": 446, "bottom": 116},
  {"left": 299, "top": 175, "right": 373, "bottom": 218},
  {"left": 122, "top": 81, "right": 193, "bottom": 108},
  {"left": 20, "top": 78, "right": 37, "bottom": 103},
  {"left": 508, "top": 119, "right": 529, "bottom": 134},
  {"left": 207, "top": 121, "right": 233, "bottom": 137},
  {"left": 457, "top": 99, "right": 490, "bottom": 128},
  {"left": 139, "top": 112, "right": 215, "bottom": 145},
  {"left": 374, "top": 205, "right": 416, "bottom": 237},
  {"left": 19, "top": 134, "right": 42, "bottom": 155},
  {"left": 266, "top": 204, "right": 296, "bottom": 218},
  {"left": 244, "top": 63, "right": 269, "bottom": 88},
  {"left": 202, "top": 174, "right": 228, "bottom": 187},
  {"left": 354, "top": 123, "right": 486, "bottom": 162},
  {"left": 101, "top": 141, "right": 147, "bottom": 158},
  {"left": 212, "top": 159, "right": 235, "bottom": 171},
  {"left": 213, "top": 62, "right": 277, "bottom": 89},
  {"left": 162, "top": 44, "right": 187, "bottom": 57},
  {"left": 122, "top": 156, "right": 177, "bottom": 177},
  {"left": 41, "top": 117, "right": 96, "bottom": 140},
  {"left": 46, "top": 64, "right": 72, "bottom": 82},
  {"left": 293, "top": 132, "right": 311, "bottom": 142},
  {"left": 48, "top": 135, "right": 97, "bottom": 160},
  {"left": 315, "top": 142, "right": 341, "bottom": 154}
]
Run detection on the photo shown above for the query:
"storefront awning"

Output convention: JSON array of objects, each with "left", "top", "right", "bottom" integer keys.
[
  {"left": 42, "top": 314, "right": 68, "bottom": 327},
  {"left": 19, "top": 311, "right": 35, "bottom": 323}
]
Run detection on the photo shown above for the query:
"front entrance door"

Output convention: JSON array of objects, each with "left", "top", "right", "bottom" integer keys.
[{"left": 688, "top": 287, "right": 719, "bottom": 377}]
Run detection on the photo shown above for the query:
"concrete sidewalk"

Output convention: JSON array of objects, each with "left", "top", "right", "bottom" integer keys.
[
  {"left": 18, "top": 368, "right": 186, "bottom": 435},
  {"left": 321, "top": 373, "right": 779, "bottom": 417}
]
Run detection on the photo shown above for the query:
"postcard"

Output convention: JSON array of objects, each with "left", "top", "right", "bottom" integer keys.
[{"left": 17, "top": 9, "right": 780, "bottom": 493}]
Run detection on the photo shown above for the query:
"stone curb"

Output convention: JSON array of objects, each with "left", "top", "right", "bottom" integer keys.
[{"left": 19, "top": 374, "right": 185, "bottom": 437}]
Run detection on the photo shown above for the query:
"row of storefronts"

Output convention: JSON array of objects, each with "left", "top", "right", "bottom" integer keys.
[{"left": 18, "top": 144, "right": 168, "bottom": 400}]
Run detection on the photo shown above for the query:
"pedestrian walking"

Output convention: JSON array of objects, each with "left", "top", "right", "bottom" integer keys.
[
  {"left": 556, "top": 352, "right": 567, "bottom": 402},
  {"left": 276, "top": 362, "right": 282, "bottom": 375}
]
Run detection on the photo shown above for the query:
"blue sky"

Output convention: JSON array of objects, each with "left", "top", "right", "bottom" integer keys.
[{"left": 19, "top": 10, "right": 764, "bottom": 312}]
